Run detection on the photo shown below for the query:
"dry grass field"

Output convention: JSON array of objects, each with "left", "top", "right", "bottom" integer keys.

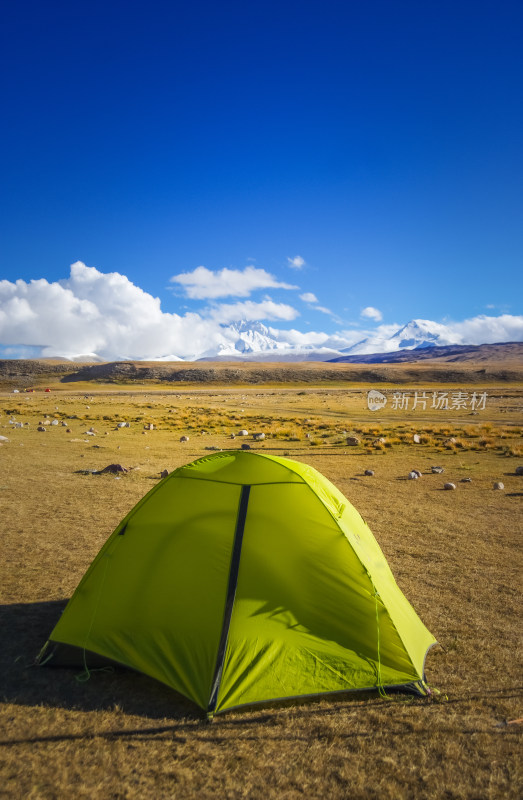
[{"left": 1, "top": 373, "right": 522, "bottom": 799}]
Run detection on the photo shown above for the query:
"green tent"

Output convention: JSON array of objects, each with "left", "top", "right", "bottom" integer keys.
[{"left": 39, "top": 451, "right": 436, "bottom": 715}]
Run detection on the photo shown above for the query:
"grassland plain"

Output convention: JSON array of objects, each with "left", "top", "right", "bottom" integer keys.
[{"left": 0, "top": 376, "right": 522, "bottom": 799}]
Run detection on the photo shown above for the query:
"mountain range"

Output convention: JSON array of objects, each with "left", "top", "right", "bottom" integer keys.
[
  {"left": 195, "top": 319, "right": 467, "bottom": 362},
  {"left": 57, "top": 319, "right": 521, "bottom": 363}
]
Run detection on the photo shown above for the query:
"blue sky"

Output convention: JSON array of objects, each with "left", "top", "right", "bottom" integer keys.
[{"left": 0, "top": 0, "right": 522, "bottom": 358}]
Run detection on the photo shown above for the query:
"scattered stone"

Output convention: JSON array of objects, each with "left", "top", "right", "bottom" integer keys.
[
  {"left": 515, "top": 466, "right": 523, "bottom": 476},
  {"left": 493, "top": 481, "right": 504, "bottom": 490},
  {"left": 238, "top": 430, "right": 249, "bottom": 437},
  {"left": 144, "top": 423, "right": 154, "bottom": 430},
  {"left": 373, "top": 437, "right": 386, "bottom": 445},
  {"left": 66, "top": 428, "right": 72, "bottom": 433},
  {"left": 85, "top": 431, "right": 95, "bottom": 436},
  {"left": 346, "top": 436, "right": 360, "bottom": 446},
  {"left": 444, "top": 483, "right": 456, "bottom": 490},
  {"left": 160, "top": 469, "right": 169, "bottom": 479},
  {"left": 37, "top": 426, "right": 46, "bottom": 432},
  {"left": 408, "top": 471, "right": 419, "bottom": 480},
  {"left": 364, "top": 469, "right": 374, "bottom": 476},
  {"left": 180, "top": 435, "right": 189, "bottom": 442},
  {"left": 230, "top": 434, "right": 236, "bottom": 440},
  {"left": 61, "top": 421, "right": 67, "bottom": 427},
  {"left": 443, "top": 437, "right": 457, "bottom": 446},
  {"left": 461, "top": 478, "right": 472, "bottom": 483},
  {"left": 413, "top": 434, "right": 421, "bottom": 444},
  {"left": 431, "top": 466, "right": 444, "bottom": 474},
  {"left": 241, "top": 443, "right": 251, "bottom": 450},
  {"left": 51, "top": 420, "right": 59, "bottom": 426},
  {"left": 100, "top": 464, "right": 128, "bottom": 474}
]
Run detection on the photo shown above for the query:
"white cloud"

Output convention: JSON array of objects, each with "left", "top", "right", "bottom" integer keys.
[
  {"left": 208, "top": 300, "right": 299, "bottom": 324},
  {"left": 287, "top": 255, "right": 305, "bottom": 270},
  {"left": 361, "top": 306, "right": 383, "bottom": 322},
  {"left": 170, "top": 265, "right": 296, "bottom": 299},
  {"left": 300, "top": 292, "right": 318, "bottom": 303},
  {"left": 0, "top": 263, "right": 225, "bottom": 360},
  {"left": 315, "top": 305, "right": 335, "bottom": 316},
  {"left": 0, "top": 263, "right": 521, "bottom": 361},
  {"left": 449, "top": 313, "right": 523, "bottom": 344}
]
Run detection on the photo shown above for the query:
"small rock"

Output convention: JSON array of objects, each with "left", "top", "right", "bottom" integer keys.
[
  {"left": 230, "top": 434, "right": 236, "bottom": 439},
  {"left": 431, "top": 466, "right": 444, "bottom": 474},
  {"left": 493, "top": 481, "right": 504, "bottom": 490},
  {"left": 51, "top": 420, "right": 59, "bottom": 426},
  {"left": 346, "top": 436, "right": 360, "bottom": 446},
  {"left": 364, "top": 469, "right": 374, "bottom": 477},
  {"left": 444, "top": 483, "right": 456, "bottom": 490},
  {"left": 180, "top": 435, "right": 189, "bottom": 442},
  {"left": 461, "top": 478, "right": 472, "bottom": 483},
  {"left": 66, "top": 428, "right": 72, "bottom": 433},
  {"left": 100, "top": 464, "right": 128, "bottom": 474}
]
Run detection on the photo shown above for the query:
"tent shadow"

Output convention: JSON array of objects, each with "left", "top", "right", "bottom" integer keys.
[{"left": 0, "top": 600, "right": 200, "bottom": 721}]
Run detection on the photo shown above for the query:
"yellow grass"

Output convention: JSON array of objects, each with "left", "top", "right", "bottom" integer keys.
[{"left": 1, "top": 381, "right": 522, "bottom": 799}]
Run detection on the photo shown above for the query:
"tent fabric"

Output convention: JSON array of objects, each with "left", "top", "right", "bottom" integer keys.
[{"left": 40, "top": 451, "right": 436, "bottom": 714}]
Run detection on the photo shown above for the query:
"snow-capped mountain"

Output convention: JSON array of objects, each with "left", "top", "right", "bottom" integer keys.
[
  {"left": 217, "top": 321, "right": 288, "bottom": 356},
  {"left": 196, "top": 321, "right": 343, "bottom": 361},
  {"left": 341, "top": 319, "right": 461, "bottom": 356}
]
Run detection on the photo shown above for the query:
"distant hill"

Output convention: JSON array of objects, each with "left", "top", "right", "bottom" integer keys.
[
  {"left": 329, "top": 341, "right": 523, "bottom": 364},
  {"left": 1, "top": 345, "right": 522, "bottom": 388}
]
